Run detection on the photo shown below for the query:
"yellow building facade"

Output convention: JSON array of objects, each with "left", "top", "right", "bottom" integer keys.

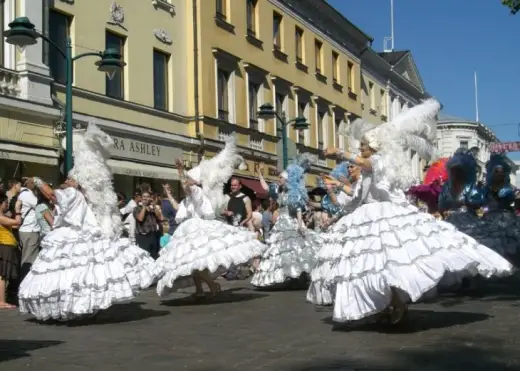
[{"left": 0, "top": 0, "right": 374, "bottom": 195}]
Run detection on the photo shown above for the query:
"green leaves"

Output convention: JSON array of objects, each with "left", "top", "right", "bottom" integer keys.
[{"left": 502, "top": 0, "right": 520, "bottom": 14}]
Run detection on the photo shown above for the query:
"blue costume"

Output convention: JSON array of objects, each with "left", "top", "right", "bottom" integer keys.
[
  {"left": 439, "top": 148, "right": 484, "bottom": 238},
  {"left": 251, "top": 154, "right": 323, "bottom": 287},
  {"left": 477, "top": 153, "right": 520, "bottom": 256}
]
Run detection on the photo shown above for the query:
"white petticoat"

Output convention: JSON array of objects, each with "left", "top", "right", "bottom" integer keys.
[
  {"left": 308, "top": 201, "right": 514, "bottom": 322},
  {"left": 251, "top": 213, "right": 322, "bottom": 287},
  {"left": 19, "top": 227, "right": 159, "bottom": 321},
  {"left": 155, "top": 218, "right": 266, "bottom": 296}
]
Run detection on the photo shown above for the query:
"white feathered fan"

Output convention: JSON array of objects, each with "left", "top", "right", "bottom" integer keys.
[
  {"left": 69, "top": 123, "right": 122, "bottom": 239},
  {"left": 186, "top": 135, "right": 247, "bottom": 213}
]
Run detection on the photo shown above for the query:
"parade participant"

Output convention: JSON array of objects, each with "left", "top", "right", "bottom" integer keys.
[
  {"left": 18, "top": 124, "right": 159, "bottom": 321},
  {"left": 251, "top": 154, "right": 322, "bottom": 288},
  {"left": 477, "top": 153, "right": 520, "bottom": 259},
  {"left": 407, "top": 180, "right": 443, "bottom": 219},
  {"left": 308, "top": 99, "right": 513, "bottom": 326},
  {"left": 438, "top": 149, "right": 484, "bottom": 236},
  {"left": 155, "top": 137, "right": 265, "bottom": 299},
  {"left": 307, "top": 161, "right": 364, "bottom": 306}
]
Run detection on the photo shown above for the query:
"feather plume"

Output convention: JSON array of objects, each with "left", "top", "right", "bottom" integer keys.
[{"left": 70, "top": 123, "right": 121, "bottom": 239}]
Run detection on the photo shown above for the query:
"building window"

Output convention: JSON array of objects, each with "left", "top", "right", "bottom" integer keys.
[
  {"left": 48, "top": 10, "right": 71, "bottom": 84},
  {"left": 153, "top": 50, "right": 169, "bottom": 111},
  {"left": 335, "top": 118, "right": 343, "bottom": 149},
  {"left": 248, "top": 81, "right": 260, "bottom": 131},
  {"left": 459, "top": 140, "right": 469, "bottom": 149},
  {"left": 317, "top": 110, "right": 325, "bottom": 150},
  {"left": 216, "top": 0, "right": 226, "bottom": 19},
  {"left": 273, "top": 12, "right": 283, "bottom": 49},
  {"left": 347, "top": 61, "right": 354, "bottom": 91},
  {"left": 275, "top": 92, "right": 285, "bottom": 136},
  {"left": 297, "top": 101, "right": 307, "bottom": 144},
  {"left": 295, "top": 27, "right": 304, "bottom": 63},
  {"left": 332, "top": 51, "right": 339, "bottom": 83},
  {"left": 380, "top": 89, "right": 386, "bottom": 115},
  {"left": 105, "top": 31, "right": 125, "bottom": 99},
  {"left": 246, "top": 0, "right": 257, "bottom": 35},
  {"left": 217, "top": 68, "right": 230, "bottom": 121},
  {"left": 368, "top": 82, "right": 375, "bottom": 109},
  {"left": 315, "top": 40, "right": 322, "bottom": 73}
]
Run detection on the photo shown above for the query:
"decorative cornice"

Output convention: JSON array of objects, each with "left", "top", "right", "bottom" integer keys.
[
  {"left": 151, "top": 0, "right": 175, "bottom": 15},
  {"left": 154, "top": 29, "right": 172, "bottom": 45}
]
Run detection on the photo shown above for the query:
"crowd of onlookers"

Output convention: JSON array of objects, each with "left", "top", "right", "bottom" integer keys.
[
  {"left": 0, "top": 174, "right": 330, "bottom": 310},
  {"left": 0, "top": 178, "right": 54, "bottom": 309}
]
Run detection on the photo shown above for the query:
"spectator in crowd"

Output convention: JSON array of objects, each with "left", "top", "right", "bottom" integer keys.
[
  {"left": 222, "top": 178, "right": 253, "bottom": 229},
  {"left": 133, "top": 190, "right": 162, "bottom": 259},
  {"left": 0, "top": 191, "right": 21, "bottom": 309},
  {"left": 6, "top": 179, "right": 21, "bottom": 218},
  {"left": 35, "top": 191, "right": 53, "bottom": 238},
  {"left": 16, "top": 178, "right": 40, "bottom": 279},
  {"left": 221, "top": 178, "right": 253, "bottom": 279},
  {"left": 120, "top": 190, "right": 141, "bottom": 243},
  {"left": 251, "top": 199, "right": 264, "bottom": 239},
  {"left": 161, "top": 183, "right": 179, "bottom": 236},
  {"left": 262, "top": 198, "right": 274, "bottom": 240}
]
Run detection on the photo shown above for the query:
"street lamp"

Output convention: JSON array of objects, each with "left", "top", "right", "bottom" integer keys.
[
  {"left": 257, "top": 103, "right": 309, "bottom": 169},
  {"left": 4, "top": 17, "right": 126, "bottom": 175}
]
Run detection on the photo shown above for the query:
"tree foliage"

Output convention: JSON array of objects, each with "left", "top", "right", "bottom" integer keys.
[{"left": 503, "top": 0, "right": 520, "bottom": 14}]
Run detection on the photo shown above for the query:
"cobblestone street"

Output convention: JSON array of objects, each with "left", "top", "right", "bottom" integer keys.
[{"left": 1, "top": 275, "right": 520, "bottom": 371}]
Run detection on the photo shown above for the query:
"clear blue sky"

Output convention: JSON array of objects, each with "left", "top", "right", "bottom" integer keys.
[{"left": 328, "top": 0, "right": 520, "bottom": 159}]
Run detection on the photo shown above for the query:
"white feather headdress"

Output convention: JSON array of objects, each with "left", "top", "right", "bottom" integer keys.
[
  {"left": 69, "top": 123, "right": 121, "bottom": 239},
  {"left": 187, "top": 135, "right": 246, "bottom": 212},
  {"left": 346, "top": 99, "right": 441, "bottom": 190}
]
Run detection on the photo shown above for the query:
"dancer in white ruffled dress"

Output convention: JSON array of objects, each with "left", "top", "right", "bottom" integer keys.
[
  {"left": 156, "top": 137, "right": 266, "bottom": 299},
  {"left": 307, "top": 161, "right": 364, "bottom": 305},
  {"left": 308, "top": 99, "right": 513, "bottom": 325},
  {"left": 251, "top": 155, "right": 322, "bottom": 287},
  {"left": 477, "top": 153, "right": 520, "bottom": 258},
  {"left": 19, "top": 124, "right": 159, "bottom": 321},
  {"left": 438, "top": 149, "right": 484, "bottom": 237}
]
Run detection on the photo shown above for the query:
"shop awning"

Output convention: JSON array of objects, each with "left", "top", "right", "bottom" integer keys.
[
  {"left": 108, "top": 159, "right": 180, "bottom": 180},
  {"left": 237, "top": 177, "right": 268, "bottom": 198},
  {"left": 0, "top": 143, "right": 59, "bottom": 165}
]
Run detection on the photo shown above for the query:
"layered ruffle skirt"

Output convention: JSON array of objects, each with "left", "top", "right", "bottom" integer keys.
[
  {"left": 155, "top": 217, "right": 266, "bottom": 297},
  {"left": 251, "top": 213, "right": 322, "bottom": 287},
  {"left": 477, "top": 210, "right": 520, "bottom": 256},
  {"left": 308, "top": 202, "right": 513, "bottom": 322},
  {"left": 19, "top": 228, "right": 159, "bottom": 321}
]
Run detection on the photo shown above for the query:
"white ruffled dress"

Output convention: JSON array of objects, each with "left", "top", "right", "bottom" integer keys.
[
  {"left": 308, "top": 154, "right": 514, "bottom": 323},
  {"left": 155, "top": 185, "right": 266, "bottom": 296},
  {"left": 307, "top": 181, "right": 363, "bottom": 306},
  {"left": 19, "top": 188, "right": 159, "bottom": 321},
  {"left": 251, "top": 192, "right": 322, "bottom": 287}
]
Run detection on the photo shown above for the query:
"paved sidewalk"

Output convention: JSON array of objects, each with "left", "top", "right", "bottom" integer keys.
[{"left": 1, "top": 276, "right": 520, "bottom": 371}]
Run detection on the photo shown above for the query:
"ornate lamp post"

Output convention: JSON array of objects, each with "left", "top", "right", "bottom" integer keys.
[
  {"left": 3, "top": 17, "right": 126, "bottom": 174},
  {"left": 257, "top": 103, "right": 309, "bottom": 169}
]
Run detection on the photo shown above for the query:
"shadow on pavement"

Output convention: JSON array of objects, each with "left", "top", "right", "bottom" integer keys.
[
  {"left": 252, "top": 275, "right": 310, "bottom": 292},
  {"left": 0, "top": 339, "right": 63, "bottom": 363},
  {"left": 161, "top": 288, "right": 268, "bottom": 306},
  {"left": 424, "top": 273, "right": 520, "bottom": 308},
  {"left": 26, "top": 301, "right": 170, "bottom": 327},
  {"left": 286, "top": 336, "right": 519, "bottom": 370},
  {"left": 322, "top": 309, "right": 490, "bottom": 334}
]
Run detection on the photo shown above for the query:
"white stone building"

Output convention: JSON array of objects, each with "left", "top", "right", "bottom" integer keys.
[{"left": 437, "top": 114, "right": 517, "bottom": 180}]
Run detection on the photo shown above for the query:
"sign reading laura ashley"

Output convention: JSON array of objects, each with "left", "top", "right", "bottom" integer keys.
[{"left": 110, "top": 136, "right": 182, "bottom": 166}]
